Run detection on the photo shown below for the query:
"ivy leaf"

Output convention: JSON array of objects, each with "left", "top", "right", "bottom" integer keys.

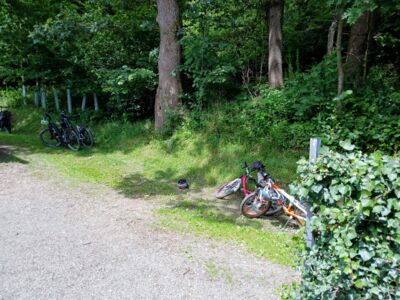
[
  {"left": 339, "top": 140, "right": 355, "bottom": 151},
  {"left": 359, "top": 249, "right": 372, "bottom": 261}
]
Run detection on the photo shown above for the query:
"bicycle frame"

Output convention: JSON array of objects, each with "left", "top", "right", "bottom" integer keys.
[{"left": 263, "top": 179, "right": 307, "bottom": 225}]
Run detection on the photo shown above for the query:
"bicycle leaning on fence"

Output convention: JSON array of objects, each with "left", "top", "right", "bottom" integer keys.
[{"left": 39, "top": 112, "right": 80, "bottom": 151}]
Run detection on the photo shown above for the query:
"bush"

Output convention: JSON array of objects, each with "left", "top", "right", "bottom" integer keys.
[{"left": 286, "top": 145, "right": 400, "bottom": 299}]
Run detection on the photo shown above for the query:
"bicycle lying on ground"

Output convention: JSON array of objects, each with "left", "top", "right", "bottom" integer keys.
[
  {"left": 39, "top": 112, "right": 80, "bottom": 151},
  {"left": 240, "top": 166, "right": 308, "bottom": 227},
  {"left": 214, "top": 162, "right": 261, "bottom": 199}
]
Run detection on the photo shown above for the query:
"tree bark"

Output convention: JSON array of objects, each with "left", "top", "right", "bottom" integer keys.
[
  {"left": 268, "top": 0, "right": 284, "bottom": 88},
  {"left": 327, "top": 16, "right": 338, "bottom": 55},
  {"left": 345, "top": 12, "right": 371, "bottom": 78},
  {"left": 155, "top": 0, "right": 182, "bottom": 131},
  {"left": 336, "top": 9, "right": 344, "bottom": 95}
]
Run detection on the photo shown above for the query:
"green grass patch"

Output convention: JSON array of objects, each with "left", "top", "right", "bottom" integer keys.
[{"left": 157, "top": 200, "right": 301, "bottom": 267}]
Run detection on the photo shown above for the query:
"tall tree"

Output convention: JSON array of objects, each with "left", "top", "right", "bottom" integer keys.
[
  {"left": 345, "top": 11, "right": 374, "bottom": 78},
  {"left": 268, "top": 0, "right": 284, "bottom": 88},
  {"left": 155, "top": 0, "right": 182, "bottom": 131}
]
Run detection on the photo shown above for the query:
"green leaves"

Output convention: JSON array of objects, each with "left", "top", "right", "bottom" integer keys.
[
  {"left": 288, "top": 148, "right": 400, "bottom": 299},
  {"left": 339, "top": 140, "right": 356, "bottom": 151}
]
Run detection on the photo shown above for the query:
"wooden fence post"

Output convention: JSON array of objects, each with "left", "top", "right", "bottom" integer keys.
[
  {"left": 53, "top": 87, "right": 60, "bottom": 111},
  {"left": 81, "top": 95, "right": 87, "bottom": 111},
  {"left": 41, "top": 88, "right": 47, "bottom": 109},
  {"left": 306, "top": 137, "right": 321, "bottom": 248},
  {"left": 22, "top": 84, "right": 27, "bottom": 105},
  {"left": 34, "top": 90, "right": 39, "bottom": 107},
  {"left": 67, "top": 88, "right": 72, "bottom": 113},
  {"left": 93, "top": 93, "right": 99, "bottom": 111}
]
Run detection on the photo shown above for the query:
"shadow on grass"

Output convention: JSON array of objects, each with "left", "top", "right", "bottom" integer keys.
[
  {"left": 0, "top": 146, "right": 29, "bottom": 164},
  {"left": 115, "top": 173, "right": 179, "bottom": 198}
]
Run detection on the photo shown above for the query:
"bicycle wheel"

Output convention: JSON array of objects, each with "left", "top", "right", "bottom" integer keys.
[
  {"left": 264, "top": 198, "right": 284, "bottom": 216},
  {"left": 283, "top": 202, "right": 308, "bottom": 227},
  {"left": 214, "top": 178, "right": 241, "bottom": 199},
  {"left": 39, "top": 128, "right": 61, "bottom": 148},
  {"left": 66, "top": 129, "right": 80, "bottom": 151},
  {"left": 240, "top": 191, "right": 271, "bottom": 218},
  {"left": 79, "top": 127, "right": 94, "bottom": 148}
]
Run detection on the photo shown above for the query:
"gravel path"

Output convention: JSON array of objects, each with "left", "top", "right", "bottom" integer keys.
[{"left": 0, "top": 157, "right": 298, "bottom": 299}]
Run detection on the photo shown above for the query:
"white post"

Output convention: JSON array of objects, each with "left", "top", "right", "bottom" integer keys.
[
  {"left": 93, "top": 93, "right": 99, "bottom": 111},
  {"left": 67, "top": 88, "right": 72, "bottom": 113},
  {"left": 53, "top": 87, "right": 60, "bottom": 111},
  {"left": 41, "top": 88, "right": 47, "bottom": 109},
  {"left": 81, "top": 95, "right": 87, "bottom": 111},
  {"left": 34, "top": 90, "right": 39, "bottom": 107},
  {"left": 306, "top": 137, "right": 321, "bottom": 249},
  {"left": 22, "top": 84, "right": 27, "bottom": 105},
  {"left": 309, "top": 138, "right": 321, "bottom": 164}
]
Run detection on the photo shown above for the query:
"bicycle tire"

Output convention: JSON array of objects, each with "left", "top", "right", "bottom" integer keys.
[
  {"left": 39, "top": 128, "right": 61, "bottom": 148},
  {"left": 66, "top": 129, "right": 80, "bottom": 151},
  {"left": 240, "top": 191, "right": 271, "bottom": 218},
  {"left": 79, "top": 127, "right": 94, "bottom": 148},
  {"left": 214, "top": 178, "right": 241, "bottom": 199}
]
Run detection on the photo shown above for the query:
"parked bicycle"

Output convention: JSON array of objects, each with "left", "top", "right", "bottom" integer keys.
[
  {"left": 61, "top": 112, "right": 94, "bottom": 149},
  {"left": 240, "top": 167, "right": 307, "bottom": 226},
  {"left": 0, "top": 106, "right": 11, "bottom": 133},
  {"left": 39, "top": 112, "right": 80, "bottom": 151}
]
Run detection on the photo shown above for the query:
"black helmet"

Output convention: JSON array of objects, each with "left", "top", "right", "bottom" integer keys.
[
  {"left": 252, "top": 160, "right": 265, "bottom": 171},
  {"left": 177, "top": 179, "right": 189, "bottom": 189}
]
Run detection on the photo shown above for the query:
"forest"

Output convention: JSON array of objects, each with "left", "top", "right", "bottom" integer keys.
[
  {"left": 0, "top": 0, "right": 399, "bottom": 152},
  {"left": 0, "top": 0, "right": 399, "bottom": 299}
]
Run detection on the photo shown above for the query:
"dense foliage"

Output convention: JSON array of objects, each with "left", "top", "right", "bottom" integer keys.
[{"left": 286, "top": 146, "right": 400, "bottom": 299}]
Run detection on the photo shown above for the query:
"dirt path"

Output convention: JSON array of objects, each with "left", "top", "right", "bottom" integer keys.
[{"left": 0, "top": 156, "right": 298, "bottom": 299}]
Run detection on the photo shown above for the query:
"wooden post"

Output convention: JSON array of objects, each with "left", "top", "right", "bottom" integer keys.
[
  {"left": 53, "top": 87, "right": 60, "bottom": 111},
  {"left": 34, "top": 90, "right": 39, "bottom": 107},
  {"left": 306, "top": 137, "right": 321, "bottom": 249},
  {"left": 93, "top": 93, "right": 99, "bottom": 111},
  {"left": 67, "top": 88, "right": 72, "bottom": 113},
  {"left": 309, "top": 137, "right": 321, "bottom": 164},
  {"left": 22, "top": 84, "right": 27, "bottom": 105},
  {"left": 41, "top": 88, "right": 47, "bottom": 109},
  {"left": 81, "top": 95, "right": 87, "bottom": 111}
]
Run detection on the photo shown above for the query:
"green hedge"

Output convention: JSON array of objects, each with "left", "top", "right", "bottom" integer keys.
[{"left": 286, "top": 145, "right": 400, "bottom": 299}]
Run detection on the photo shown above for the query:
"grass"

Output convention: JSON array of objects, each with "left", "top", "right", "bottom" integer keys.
[
  {"left": 0, "top": 102, "right": 307, "bottom": 267},
  {"left": 157, "top": 200, "right": 302, "bottom": 267}
]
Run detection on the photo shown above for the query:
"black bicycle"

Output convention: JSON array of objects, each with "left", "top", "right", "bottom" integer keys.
[
  {"left": 39, "top": 112, "right": 80, "bottom": 151},
  {"left": 0, "top": 106, "right": 11, "bottom": 133},
  {"left": 62, "top": 112, "right": 94, "bottom": 149}
]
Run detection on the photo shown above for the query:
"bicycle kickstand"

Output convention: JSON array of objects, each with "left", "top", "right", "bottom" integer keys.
[{"left": 282, "top": 216, "right": 293, "bottom": 230}]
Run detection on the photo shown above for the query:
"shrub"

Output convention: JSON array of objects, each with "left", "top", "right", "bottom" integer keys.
[{"left": 286, "top": 145, "right": 400, "bottom": 299}]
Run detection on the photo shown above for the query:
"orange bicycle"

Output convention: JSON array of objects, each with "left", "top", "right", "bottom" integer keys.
[{"left": 240, "top": 170, "right": 308, "bottom": 227}]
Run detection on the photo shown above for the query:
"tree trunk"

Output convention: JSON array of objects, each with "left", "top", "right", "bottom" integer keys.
[
  {"left": 268, "top": 0, "right": 284, "bottom": 88},
  {"left": 155, "top": 0, "right": 182, "bottom": 131},
  {"left": 336, "top": 9, "right": 344, "bottom": 95},
  {"left": 345, "top": 12, "right": 371, "bottom": 78},
  {"left": 327, "top": 16, "right": 338, "bottom": 55}
]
